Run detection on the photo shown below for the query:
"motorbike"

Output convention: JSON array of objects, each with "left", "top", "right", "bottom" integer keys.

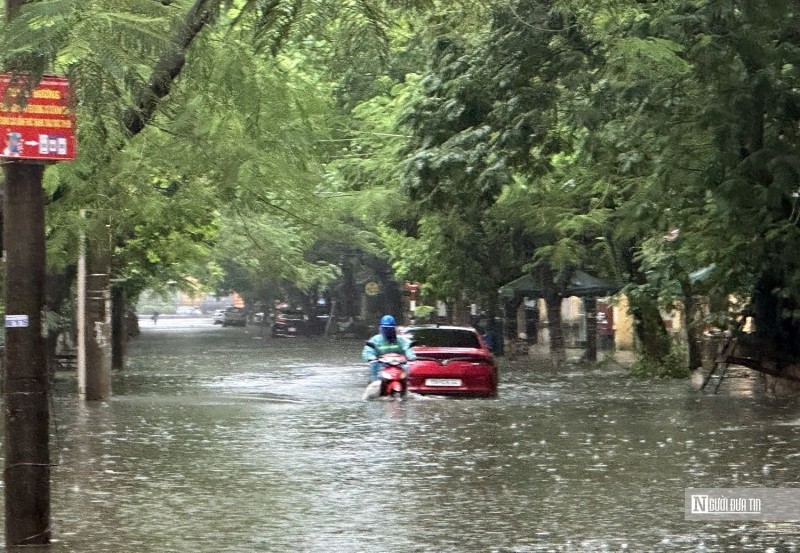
[{"left": 364, "top": 342, "right": 408, "bottom": 399}]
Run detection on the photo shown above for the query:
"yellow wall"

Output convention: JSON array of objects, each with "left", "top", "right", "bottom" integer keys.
[
  {"left": 613, "top": 295, "right": 635, "bottom": 350},
  {"left": 533, "top": 296, "right": 636, "bottom": 351}
]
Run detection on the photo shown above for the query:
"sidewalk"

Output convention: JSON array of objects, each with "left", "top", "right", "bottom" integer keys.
[{"left": 503, "top": 342, "right": 636, "bottom": 369}]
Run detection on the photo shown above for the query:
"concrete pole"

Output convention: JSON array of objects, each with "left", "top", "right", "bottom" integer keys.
[
  {"left": 516, "top": 300, "right": 527, "bottom": 340},
  {"left": 84, "top": 234, "right": 112, "bottom": 401},
  {"left": 77, "top": 209, "right": 86, "bottom": 396}
]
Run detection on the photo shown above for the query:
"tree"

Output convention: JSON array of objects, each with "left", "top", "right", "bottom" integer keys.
[
  {"left": 578, "top": 0, "right": 800, "bottom": 377},
  {"left": 2, "top": 0, "right": 406, "bottom": 371},
  {"left": 399, "top": 1, "right": 616, "bottom": 363},
  {"left": 668, "top": 0, "right": 800, "bottom": 376},
  {"left": 0, "top": 1, "right": 436, "bottom": 542}
]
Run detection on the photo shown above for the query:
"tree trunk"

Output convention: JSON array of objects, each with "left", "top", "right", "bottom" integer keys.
[
  {"left": 504, "top": 297, "right": 521, "bottom": 342},
  {"left": 45, "top": 268, "right": 77, "bottom": 371},
  {"left": 724, "top": 66, "right": 800, "bottom": 376},
  {"left": 752, "top": 272, "right": 800, "bottom": 359},
  {"left": 451, "top": 295, "right": 469, "bottom": 326},
  {"left": 545, "top": 295, "right": 566, "bottom": 368},
  {"left": 532, "top": 265, "right": 570, "bottom": 367},
  {"left": 339, "top": 256, "right": 355, "bottom": 318},
  {"left": 620, "top": 241, "right": 671, "bottom": 364},
  {"left": 584, "top": 297, "right": 598, "bottom": 363},
  {"left": 111, "top": 286, "right": 127, "bottom": 371},
  {"left": 3, "top": 163, "right": 50, "bottom": 546},
  {"left": 680, "top": 282, "right": 703, "bottom": 371},
  {"left": 631, "top": 295, "right": 670, "bottom": 363}
]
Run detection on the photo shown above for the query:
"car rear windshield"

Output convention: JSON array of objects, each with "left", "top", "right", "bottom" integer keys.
[{"left": 406, "top": 328, "right": 480, "bottom": 348}]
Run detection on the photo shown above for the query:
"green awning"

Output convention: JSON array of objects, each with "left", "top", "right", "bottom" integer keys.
[{"left": 499, "top": 270, "right": 621, "bottom": 300}]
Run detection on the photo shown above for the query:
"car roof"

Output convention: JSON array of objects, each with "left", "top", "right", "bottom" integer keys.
[{"left": 402, "top": 325, "right": 479, "bottom": 333}]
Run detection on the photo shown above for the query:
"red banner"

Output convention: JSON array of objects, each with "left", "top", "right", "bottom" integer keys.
[{"left": 0, "top": 74, "right": 76, "bottom": 161}]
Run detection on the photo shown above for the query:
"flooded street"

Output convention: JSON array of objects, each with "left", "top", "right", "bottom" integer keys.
[{"left": 7, "top": 319, "right": 800, "bottom": 551}]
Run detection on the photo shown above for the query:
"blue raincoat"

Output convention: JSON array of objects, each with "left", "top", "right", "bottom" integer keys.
[{"left": 362, "top": 333, "right": 416, "bottom": 381}]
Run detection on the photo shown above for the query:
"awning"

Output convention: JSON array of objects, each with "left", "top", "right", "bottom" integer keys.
[{"left": 499, "top": 270, "right": 621, "bottom": 300}]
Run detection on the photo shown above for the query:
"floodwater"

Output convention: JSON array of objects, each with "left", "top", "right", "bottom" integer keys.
[{"left": 3, "top": 318, "right": 800, "bottom": 552}]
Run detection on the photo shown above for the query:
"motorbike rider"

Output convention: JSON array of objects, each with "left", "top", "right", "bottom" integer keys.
[{"left": 362, "top": 314, "right": 416, "bottom": 381}]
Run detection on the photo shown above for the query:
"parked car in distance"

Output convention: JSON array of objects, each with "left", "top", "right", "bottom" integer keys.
[
  {"left": 271, "top": 308, "right": 307, "bottom": 337},
  {"left": 402, "top": 325, "right": 498, "bottom": 398},
  {"left": 221, "top": 307, "right": 247, "bottom": 327},
  {"left": 213, "top": 309, "right": 226, "bottom": 325}
]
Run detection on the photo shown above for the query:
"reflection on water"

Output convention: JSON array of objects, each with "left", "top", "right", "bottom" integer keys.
[{"left": 3, "top": 320, "right": 800, "bottom": 552}]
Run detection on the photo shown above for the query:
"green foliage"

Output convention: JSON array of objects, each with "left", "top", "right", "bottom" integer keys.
[
  {"left": 7, "top": 0, "right": 800, "bottom": 372},
  {"left": 20, "top": 0, "right": 356, "bottom": 305},
  {"left": 628, "top": 346, "right": 690, "bottom": 379},
  {"left": 328, "top": 76, "right": 423, "bottom": 194},
  {"left": 0, "top": 0, "right": 175, "bottom": 78},
  {"left": 143, "top": 32, "right": 346, "bottom": 295},
  {"left": 398, "top": 0, "right": 619, "bottom": 312}
]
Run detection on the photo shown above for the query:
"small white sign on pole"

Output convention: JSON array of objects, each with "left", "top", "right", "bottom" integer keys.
[{"left": 5, "top": 314, "right": 29, "bottom": 328}]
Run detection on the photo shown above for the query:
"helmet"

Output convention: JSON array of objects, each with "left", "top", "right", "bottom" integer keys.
[
  {"left": 379, "top": 314, "right": 396, "bottom": 327},
  {"left": 379, "top": 314, "right": 397, "bottom": 342}
]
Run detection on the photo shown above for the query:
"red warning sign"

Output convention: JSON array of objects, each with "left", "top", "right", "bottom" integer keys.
[{"left": 0, "top": 74, "right": 76, "bottom": 161}]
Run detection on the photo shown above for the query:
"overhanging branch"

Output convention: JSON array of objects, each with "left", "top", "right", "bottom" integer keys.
[
  {"left": 252, "top": 192, "right": 317, "bottom": 227},
  {"left": 122, "top": 0, "right": 217, "bottom": 137},
  {"left": 725, "top": 356, "right": 800, "bottom": 383}
]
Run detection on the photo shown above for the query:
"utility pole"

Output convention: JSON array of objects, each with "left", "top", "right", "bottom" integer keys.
[
  {"left": 2, "top": 77, "right": 75, "bottom": 546},
  {"left": 76, "top": 213, "right": 112, "bottom": 400},
  {"left": 2, "top": 160, "right": 50, "bottom": 545},
  {"left": 85, "top": 230, "right": 112, "bottom": 400},
  {"left": 77, "top": 210, "right": 86, "bottom": 396},
  {"left": 3, "top": 0, "right": 51, "bottom": 543}
]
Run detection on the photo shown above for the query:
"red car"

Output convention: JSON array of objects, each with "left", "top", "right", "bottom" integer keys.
[{"left": 403, "top": 326, "right": 498, "bottom": 397}]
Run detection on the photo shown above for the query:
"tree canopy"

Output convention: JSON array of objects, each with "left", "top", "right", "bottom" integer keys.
[{"left": 2, "top": 0, "right": 800, "bottom": 375}]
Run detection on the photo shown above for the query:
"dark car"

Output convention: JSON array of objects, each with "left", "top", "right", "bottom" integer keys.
[
  {"left": 271, "top": 308, "right": 308, "bottom": 337},
  {"left": 402, "top": 325, "right": 498, "bottom": 397},
  {"left": 271, "top": 302, "right": 331, "bottom": 337}
]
